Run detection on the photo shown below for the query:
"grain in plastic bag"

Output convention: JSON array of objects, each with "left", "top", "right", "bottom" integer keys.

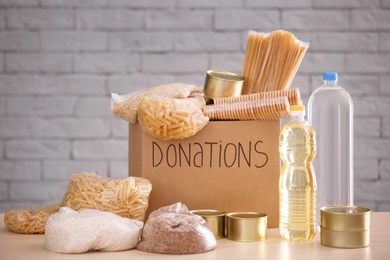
[
  {"left": 137, "top": 202, "right": 217, "bottom": 255},
  {"left": 138, "top": 95, "right": 209, "bottom": 140},
  {"left": 45, "top": 207, "right": 143, "bottom": 254},
  {"left": 61, "top": 172, "right": 152, "bottom": 222},
  {"left": 4, "top": 203, "right": 60, "bottom": 234},
  {"left": 111, "top": 82, "right": 203, "bottom": 123}
]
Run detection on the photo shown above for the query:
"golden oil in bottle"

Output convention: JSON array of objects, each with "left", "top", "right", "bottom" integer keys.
[{"left": 279, "top": 105, "right": 317, "bottom": 241}]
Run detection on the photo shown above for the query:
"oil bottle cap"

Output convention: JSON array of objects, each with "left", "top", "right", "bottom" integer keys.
[
  {"left": 290, "top": 105, "right": 305, "bottom": 116},
  {"left": 323, "top": 72, "right": 338, "bottom": 81}
]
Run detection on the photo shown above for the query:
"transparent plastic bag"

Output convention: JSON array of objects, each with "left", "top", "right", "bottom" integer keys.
[
  {"left": 213, "top": 88, "right": 302, "bottom": 106},
  {"left": 45, "top": 207, "right": 143, "bottom": 254},
  {"left": 61, "top": 172, "right": 152, "bottom": 222},
  {"left": 111, "top": 83, "right": 203, "bottom": 123},
  {"left": 136, "top": 202, "right": 217, "bottom": 255},
  {"left": 204, "top": 96, "right": 291, "bottom": 121},
  {"left": 4, "top": 203, "right": 61, "bottom": 234},
  {"left": 138, "top": 96, "right": 209, "bottom": 140}
]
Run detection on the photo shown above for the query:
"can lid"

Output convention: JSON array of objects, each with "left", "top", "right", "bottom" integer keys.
[
  {"left": 203, "top": 70, "right": 244, "bottom": 99},
  {"left": 190, "top": 209, "right": 226, "bottom": 217},
  {"left": 321, "top": 206, "right": 371, "bottom": 231},
  {"left": 227, "top": 212, "right": 267, "bottom": 219}
]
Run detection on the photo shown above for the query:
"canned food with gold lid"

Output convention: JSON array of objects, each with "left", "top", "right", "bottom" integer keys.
[
  {"left": 321, "top": 206, "right": 370, "bottom": 231},
  {"left": 320, "top": 206, "right": 371, "bottom": 248},
  {"left": 226, "top": 212, "right": 267, "bottom": 242},
  {"left": 203, "top": 70, "right": 244, "bottom": 99},
  {"left": 191, "top": 209, "right": 226, "bottom": 239}
]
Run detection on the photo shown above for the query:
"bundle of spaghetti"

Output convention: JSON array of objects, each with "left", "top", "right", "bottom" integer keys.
[
  {"left": 204, "top": 96, "right": 291, "bottom": 121},
  {"left": 212, "top": 88, "right": 302, "bottom": 106},
  {"left": 241, "top": 30, "right": 309, "bottom": 94}
]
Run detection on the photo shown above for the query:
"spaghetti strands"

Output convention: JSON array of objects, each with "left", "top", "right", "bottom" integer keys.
[{"left": 241, "top": 30, "right": 309, "bottom": 94}]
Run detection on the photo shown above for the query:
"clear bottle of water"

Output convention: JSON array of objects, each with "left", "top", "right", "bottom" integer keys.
[
  {"left": 307, "top": 72, "right": 354, "bottom": 226},
  {"left": 279, "top": 105, "right": 317, "bottom": 241}
]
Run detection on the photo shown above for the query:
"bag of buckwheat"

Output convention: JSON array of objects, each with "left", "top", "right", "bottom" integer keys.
[{"left": 136, "top": 202, "right": 217, "bottom": 255}]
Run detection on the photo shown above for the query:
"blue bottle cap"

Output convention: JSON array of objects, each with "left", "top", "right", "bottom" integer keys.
[{"left": 323, "top": 72, "right": 338, "bottom": 81}]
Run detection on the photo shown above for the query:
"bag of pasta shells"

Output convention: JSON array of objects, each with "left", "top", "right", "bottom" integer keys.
[
  {"left": 4, "top": 203, "right": 61, "bottom": 234},
  {"left": 137, "top": 95, "right": 209, "bottom": 141},
  {"left": 60, "top": 173, "right": 152, "bottom": 222}
]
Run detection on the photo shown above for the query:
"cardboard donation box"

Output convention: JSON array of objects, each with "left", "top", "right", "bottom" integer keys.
[{"left": 129, "top": 120, "right": 280, "bottom": 228}]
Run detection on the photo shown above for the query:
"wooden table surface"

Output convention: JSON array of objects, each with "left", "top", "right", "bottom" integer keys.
[{"left": 1, "top": 212, "right": 389, "bottom": 260}]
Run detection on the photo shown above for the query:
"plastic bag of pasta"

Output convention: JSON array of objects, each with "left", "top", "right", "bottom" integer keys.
[
  {"left": 204, "top": 96, "right": 291, "bottom": 121},
  {"left": 137, "top": 95, "right": 209, "bottom": 141},
  {"left": 60, "top": 172, "right": 152, "bottom": 222},
  {"left": 137, "top": 202, "right": 217, "bottom": 255},
  {"left": 4, "top": 203, "right": 61, "bottom": 234},
  {"left": 111, "top": 82, "right": 203, "bottom": 124},
  {"left": 45, "top": 207, "right": 143, "bottom": 254}
]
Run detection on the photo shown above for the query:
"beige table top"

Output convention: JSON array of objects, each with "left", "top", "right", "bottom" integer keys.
[{"left": 1, "top": 212, "right": 389, "bottom": 260}]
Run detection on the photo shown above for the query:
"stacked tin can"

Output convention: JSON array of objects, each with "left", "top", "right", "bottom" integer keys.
[{"left": 320, "top": 206, "right": 370, "bottom": 248}]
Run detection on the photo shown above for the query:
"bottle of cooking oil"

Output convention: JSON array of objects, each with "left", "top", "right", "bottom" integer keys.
[{"left": 279, "top": 105, "right": 317, "bottom": 241}]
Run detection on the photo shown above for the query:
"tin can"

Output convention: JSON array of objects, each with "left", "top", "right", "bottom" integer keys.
[
  {"left": 320, "top": 206, "right": 370, "bottom": 248},
  {"left": 203, "top": 70, "right": 244, "bottom": 99},
  {"left": 191, "top": 209, "right": 226, "bottom": 239},
  {"left": 226, "top": 212, "right": 267, "bottom": 242}
]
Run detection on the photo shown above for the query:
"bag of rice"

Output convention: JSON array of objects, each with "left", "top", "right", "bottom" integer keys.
[{"left": 45, "top": 207, "right": 143, "bottom": 254}]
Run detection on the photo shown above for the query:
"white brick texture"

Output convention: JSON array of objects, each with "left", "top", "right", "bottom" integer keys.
[
  {"left": 0, "top": 1, "right": 389, "bottom": 212},
  {"left": 146, "top": 11, "right": 212, "bottom": 30},
  {"left": 43, "top": 160, "right": 108, "bottom": 180},
  {"left": 215, "top": 10, "right": 279, "bottom": 30},
  {"left": 6, "top": 140, "right": 70, "bottom": 159},
  {"left": 7, "top": 8, "right": 73, "bottom": 29},
  {"left": 5, "top": 53, "right": 72, "bottom": 73},
  {"left": 75, "top": 9, "right": 143, "bottom": 30}
]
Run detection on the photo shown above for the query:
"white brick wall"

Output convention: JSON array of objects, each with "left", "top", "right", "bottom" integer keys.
[{"left": 0, "top": 0, "right": 389, "bottom": 212}]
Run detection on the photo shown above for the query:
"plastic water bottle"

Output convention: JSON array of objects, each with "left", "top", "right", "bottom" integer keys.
[
  {"left": 307, "top": 72, "right": 354, "bottom": 226},
  {"left": 279, "top": 105, "right": 317, "bottom": 241}
]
